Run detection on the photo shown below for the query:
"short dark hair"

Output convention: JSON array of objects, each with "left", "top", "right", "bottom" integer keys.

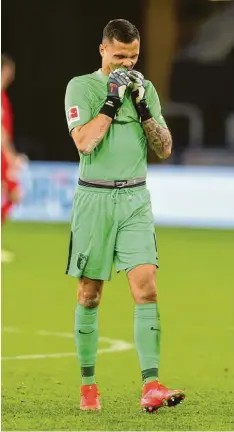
[
  {"left": 1, "top": 53, "right": 15, "bottom": 69},
  {"left": 102, "top": 19, "right": 140, "bottom": 44}
]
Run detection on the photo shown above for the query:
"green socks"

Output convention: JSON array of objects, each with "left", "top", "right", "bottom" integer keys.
[
  {"left": 134, "top": 303, "right": 161, "bottom": 384},
  {"left": 74, "top": 304, "right": 98, "bottom": 385},
  {"left": 75, "top": 303, "right": 160, "bottom": 385}
]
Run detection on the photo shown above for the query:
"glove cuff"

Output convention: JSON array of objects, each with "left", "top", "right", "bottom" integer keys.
[
  {"left": 135, "top": 100, "right": 152, "bottom": 122},
  {"left": 99, "top": 96, "right": 121, "bottom": 119}
]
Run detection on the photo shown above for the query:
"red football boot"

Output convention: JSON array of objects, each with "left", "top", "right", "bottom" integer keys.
[
  {"left": 80, "top": 384, "right": 101, "bottom": 411},
  {"left": 141, "top": 380, "right": 185, "bottom": 413}
]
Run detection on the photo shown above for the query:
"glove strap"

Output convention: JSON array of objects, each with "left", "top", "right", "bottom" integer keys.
[
  {"left": 99, "top": 96, "right": 121, "bottom": 119},
  {"left": 135, "top": 100, "right": 152, "bottom": 122}
]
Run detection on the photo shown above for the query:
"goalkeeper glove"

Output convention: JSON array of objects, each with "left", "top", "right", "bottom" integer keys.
[
  {"left": 128, "top": 70, "right": 152, "bottom": 122},
  {"left": 100, "top": 69, "right": 132, "bottom": 119}
]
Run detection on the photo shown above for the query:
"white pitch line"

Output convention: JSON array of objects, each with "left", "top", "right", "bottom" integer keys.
[
  {"left": 2, "top": 352, "right": 77, "bottom": 360},
  {"left": 2, "top": 327, "right": 21, "bottom": 333},
  {"left": 2, "top": 328, "right": 133, "bottom": 361},
  {"left": 37, "top": 330, "right": 73, "bottom": 338}
]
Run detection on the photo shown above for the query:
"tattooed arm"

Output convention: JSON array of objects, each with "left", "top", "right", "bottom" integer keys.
[
  {"left": 142, "top": 118, "right": 172, "bottom": 159},
  {"left": 71, "top": 114, "right": 112, "bottom": 155},
  {"left": 127, "top": 71, "right": 172, "bottom": 159}
]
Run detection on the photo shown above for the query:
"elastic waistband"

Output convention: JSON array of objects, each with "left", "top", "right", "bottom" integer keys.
[{"left": 78, "top": 178, "right": 146, "bottom": 189}]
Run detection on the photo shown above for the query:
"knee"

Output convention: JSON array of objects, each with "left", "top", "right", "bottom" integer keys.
[
  {"left": 129, "top": 265, "right": 157, "bottom": 304},
  {"left": 78, "top": 277, "right": 103, "bottom": 308},
  {"left": 137, "top": 283, "right": 157, "bottom": 304},
  {"left": 80, "top": 294, "right": 100, "bottom": 308}
]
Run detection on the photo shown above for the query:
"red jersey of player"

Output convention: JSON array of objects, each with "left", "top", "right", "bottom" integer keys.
[
  {"left": 1, "top": 87, "right": 16, "bottom": 190},
  {"left": 1, "top": 54, "right": 21, "bottom": 254}
]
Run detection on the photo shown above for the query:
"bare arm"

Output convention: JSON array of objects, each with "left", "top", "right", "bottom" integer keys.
[
  {"left": 71, "top": 114, "right": 112, "bottom": 156},
  {"left": 142, "top": 118, "right": 172, "bottom": 159}
]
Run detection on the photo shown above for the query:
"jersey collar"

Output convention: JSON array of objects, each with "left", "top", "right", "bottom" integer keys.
[{"left": 97, "top": 68, "right": 108, "bottom": 82}]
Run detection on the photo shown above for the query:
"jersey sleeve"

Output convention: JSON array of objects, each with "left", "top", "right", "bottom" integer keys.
[
  {"left": 65, "top": 77, "right": 92, "bottom": 133},
  {"left": 146, "top": 81, "right": 168, "bottom": 128}
]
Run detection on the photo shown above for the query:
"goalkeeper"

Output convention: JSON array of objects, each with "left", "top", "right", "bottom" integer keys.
[{"left": 65, "top": 18, "right": 185, "bottom": 412}]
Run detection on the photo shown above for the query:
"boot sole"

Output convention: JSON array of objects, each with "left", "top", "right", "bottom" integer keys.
[{"left": 142, "top": 393, "right": 185, "bottom": 413}]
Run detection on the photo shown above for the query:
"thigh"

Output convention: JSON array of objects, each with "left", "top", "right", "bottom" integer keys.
[
  {"left": 66, "top": 187, "right": 117, "bottom": 281},
  {"left": 114, "top": 188, "right": 158, "bottom": 273}
]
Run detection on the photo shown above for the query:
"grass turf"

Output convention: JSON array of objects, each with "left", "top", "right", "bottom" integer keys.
[{"left": 1, "top": 223, "right": 234, "bottom": 431}]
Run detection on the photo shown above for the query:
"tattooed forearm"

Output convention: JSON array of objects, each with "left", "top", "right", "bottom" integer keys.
[
  {"left": 72, "top": 114, "right": 112, "bottom": 155},
  {"left": 142, "top": 118, "right": 172, "bottom": 159}
]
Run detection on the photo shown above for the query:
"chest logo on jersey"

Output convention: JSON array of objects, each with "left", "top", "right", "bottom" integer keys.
[{"left": 67, "top": 106, "right": 80, "bottom": 125}]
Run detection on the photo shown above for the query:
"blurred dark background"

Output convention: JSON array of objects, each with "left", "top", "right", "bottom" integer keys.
[{"left": 2, "top": 0, "right": 234, "bottom": 164}]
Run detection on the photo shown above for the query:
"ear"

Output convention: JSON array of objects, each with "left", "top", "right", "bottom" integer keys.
[{"left": 99, "top": 44, "right": 104, "bottom": 57}]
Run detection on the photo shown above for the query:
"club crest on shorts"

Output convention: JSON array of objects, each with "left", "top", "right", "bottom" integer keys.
[
  {"left": 67, "top": 106, "right": 80, "bottom": 125},
  {"left": 77, "top": 253, "right": 88, "bottom": 271}
]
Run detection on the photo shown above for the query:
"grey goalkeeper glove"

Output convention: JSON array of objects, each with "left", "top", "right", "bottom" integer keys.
[
  {"left": 128, "top": 70, "right": 152, "bottom": 122},
  {"left": 99, "top": 69, "right": 132, "bottom": 119}
]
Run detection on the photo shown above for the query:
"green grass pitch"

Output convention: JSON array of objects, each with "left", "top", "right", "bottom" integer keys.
[{"left": 1, "top": 222, "right": 234, "bottom": 431}]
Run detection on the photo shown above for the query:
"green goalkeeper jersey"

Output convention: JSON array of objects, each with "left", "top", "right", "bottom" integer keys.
[{"left": 65, "top": 69, "right": 167, "bottom": 181}]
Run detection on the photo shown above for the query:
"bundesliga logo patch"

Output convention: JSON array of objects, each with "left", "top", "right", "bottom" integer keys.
[{"left": 67, "top": 106, "right": 80, "bottom": 125}]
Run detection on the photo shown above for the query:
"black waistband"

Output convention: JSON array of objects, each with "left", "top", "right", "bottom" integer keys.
[{"left": 78, "top": 179, "right": 146, "bottom": 189}]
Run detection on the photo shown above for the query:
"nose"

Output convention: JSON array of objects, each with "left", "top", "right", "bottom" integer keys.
[{"left": 122, "top": 60, "right": 133, "bottom": 70}]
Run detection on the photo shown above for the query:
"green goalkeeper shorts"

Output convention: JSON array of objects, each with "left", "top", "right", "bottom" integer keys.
[{"left": 65, "top": 184, "right": 158, "bottom": 281}]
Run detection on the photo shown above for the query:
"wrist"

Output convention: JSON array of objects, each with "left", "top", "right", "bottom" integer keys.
[
  {"left": 135, "top": 100, "right": 152, "bottom": 122},
  {"left": 99, "top": 96, "right": 121, "bottom": 119}
]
